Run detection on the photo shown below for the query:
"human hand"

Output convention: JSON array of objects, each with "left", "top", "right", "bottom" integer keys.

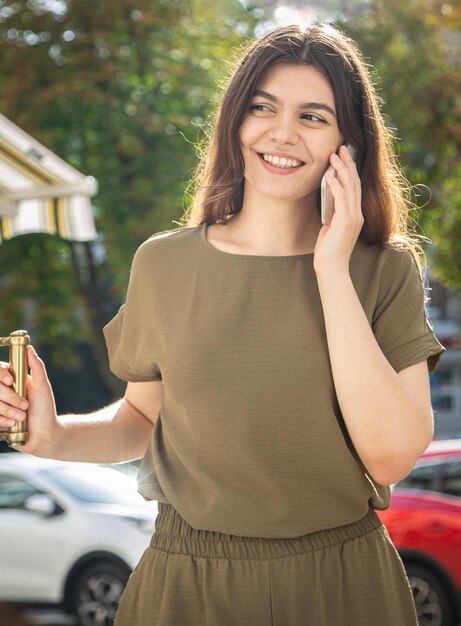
[
  {"left": 314, "top": 144, "right": 364, "bottom": 276},
  {"left": 0, "top": 345, "right": 60, "bottom": 455}
]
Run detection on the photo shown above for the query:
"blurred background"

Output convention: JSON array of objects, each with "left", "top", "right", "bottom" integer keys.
[
  {"left": 0, "top": 1, "right": 461, "bottom": 624},
  {"left": 0, "top": 0, "right": 460, "bottom": 436}
]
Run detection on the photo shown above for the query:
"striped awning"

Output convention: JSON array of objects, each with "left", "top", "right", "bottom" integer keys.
[{"left": 0, "top": 113, "right": 98, "bottom": 244}]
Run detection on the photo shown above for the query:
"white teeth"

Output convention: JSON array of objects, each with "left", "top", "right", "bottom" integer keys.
[{"left": 262, "top": 154, "right": 303, "bottom": 168}]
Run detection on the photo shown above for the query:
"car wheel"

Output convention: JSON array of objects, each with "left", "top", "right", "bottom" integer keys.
[
  {"left": 405, "top": 563, "right": 455, "bottom": 626},
  {"left": 69, "top": 560, "right": 131, "bottom": 626}
]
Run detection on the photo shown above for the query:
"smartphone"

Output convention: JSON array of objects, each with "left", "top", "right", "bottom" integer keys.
[{"left": 321, "top": 144, "right": 356, "bottom": 226}]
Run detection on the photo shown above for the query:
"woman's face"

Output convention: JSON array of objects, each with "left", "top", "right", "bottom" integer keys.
[{"left": 239, "top": 62, "right": 344, "bottom": 206}]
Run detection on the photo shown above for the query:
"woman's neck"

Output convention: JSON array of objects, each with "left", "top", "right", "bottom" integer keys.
[{"left": 224, "top": 196, "right": 322, "bottom": 256}]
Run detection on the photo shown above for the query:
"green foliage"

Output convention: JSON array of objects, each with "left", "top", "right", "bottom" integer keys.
[
  {"left": 0, "top": 0, "right": 254, "bottom": 377},
  {"left": 1, "top": 0, "right": 460, "bottom": 407},
  {"left": 344, "top": 0, "right": 461, "bottom": 288},
  {"left": 2, "top": 0, "right": 253, "bottom": 275},
  {"left": 0, "top": 235, "right": 86, "bottom": 367}
]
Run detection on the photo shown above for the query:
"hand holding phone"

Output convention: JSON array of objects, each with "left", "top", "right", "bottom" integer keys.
[{"left": 321, "top": 144, "right": 356, "bottom": 226}]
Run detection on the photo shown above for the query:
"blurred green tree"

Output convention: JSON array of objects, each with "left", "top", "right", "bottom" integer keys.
[
  {"left": 346, "top": 0, "right": 461, "bottom": 289},
  {"left": 2, "top": 0, "right": 459, "bottom": 409},
  {"left": 0, "top": 0, "right": 254, "bottom": 404}
]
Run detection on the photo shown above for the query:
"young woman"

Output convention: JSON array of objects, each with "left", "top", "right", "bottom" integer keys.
[{"left": 0, "top": 23, "right": 446, "bottom": 625}]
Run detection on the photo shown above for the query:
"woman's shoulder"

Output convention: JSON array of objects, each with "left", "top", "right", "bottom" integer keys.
[
  {"left": 133, "top": 224, "right": 203, "bottom": 264},
  {"left": 351, "top": 237, "right": 423, "bottom": 291},
  {"left": 353, "top": 237, "right": 419, "bottom": 269}
]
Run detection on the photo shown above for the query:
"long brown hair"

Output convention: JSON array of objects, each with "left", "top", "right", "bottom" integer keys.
[{"left": 180, "top": 23, "right": 427, "bottom": 267}]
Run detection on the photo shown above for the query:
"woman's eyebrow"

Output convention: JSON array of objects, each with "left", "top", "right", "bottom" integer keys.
[{"left": 252, "top": 89, "right": 337, "bottom": 119}]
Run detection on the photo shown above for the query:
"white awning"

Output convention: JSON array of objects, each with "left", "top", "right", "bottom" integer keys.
[{"left": 0, "top": 113, "right": 98, "bottom": 243}]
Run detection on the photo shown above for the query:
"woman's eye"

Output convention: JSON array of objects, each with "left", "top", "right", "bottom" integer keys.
[
  {"left": 302, "top": 113, "right": 325, "bottom": 123},
  {"left": 249, "top": 104, "right": 272, "bottom": 112}
]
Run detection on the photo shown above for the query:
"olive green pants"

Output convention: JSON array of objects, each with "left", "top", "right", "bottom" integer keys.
[{"left": 115, "top": 502, "right": 418, "bottom": 625}]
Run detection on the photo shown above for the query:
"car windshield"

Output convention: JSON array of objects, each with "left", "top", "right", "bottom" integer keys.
[{"left": 40, "top": 465, "right": 145, "bottom": 505}]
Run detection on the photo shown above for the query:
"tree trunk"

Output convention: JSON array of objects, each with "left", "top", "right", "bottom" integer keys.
[{"left": 68, "top": 241, "right": 125, "bottom": 398}]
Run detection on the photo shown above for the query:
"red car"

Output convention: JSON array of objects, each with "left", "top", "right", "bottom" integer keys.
[{"left": 376, "top": 438, "right": 461, "bottom": 626}]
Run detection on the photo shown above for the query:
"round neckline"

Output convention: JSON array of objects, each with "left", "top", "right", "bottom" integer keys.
[{"left": 200, "top": 222, "right": 315, "bottom": 260}]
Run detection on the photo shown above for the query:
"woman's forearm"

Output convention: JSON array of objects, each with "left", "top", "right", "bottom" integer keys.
[
  {"left": 316, "top": 270, "right": 433, "bottom": 486},
  {"left": 35, "top": 398, "right": 154, "bottom": 464}
]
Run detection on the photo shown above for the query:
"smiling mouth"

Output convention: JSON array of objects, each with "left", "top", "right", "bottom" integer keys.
[{"left": 257, "top": 153, "right": 305, "bottom": 169}]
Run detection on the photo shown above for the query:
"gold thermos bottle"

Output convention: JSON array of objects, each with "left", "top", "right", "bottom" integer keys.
[{"left": 0, "top": 330, "right": 29, "bottom": 447}]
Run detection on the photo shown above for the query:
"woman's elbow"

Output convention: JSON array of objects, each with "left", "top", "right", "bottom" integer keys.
[
  {"left": 367, "top": 442, "right": 432, "bottom": 486},
  {"left": 368, "top": 459, "right": 414, "bottom": 487},
  {"left": 368, "top": 419, "right": 434, "bottom": 486}
]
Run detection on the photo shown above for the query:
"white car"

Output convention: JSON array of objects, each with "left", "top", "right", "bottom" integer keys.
[{"left": 0, "top": 452, "right": 157, "bottom": 626}]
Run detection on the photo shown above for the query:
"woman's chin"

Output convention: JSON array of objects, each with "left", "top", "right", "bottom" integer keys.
[{"left": 246, "top": 185, "right": 315, "bottom": 206}]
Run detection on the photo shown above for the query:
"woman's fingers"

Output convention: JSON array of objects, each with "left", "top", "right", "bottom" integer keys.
[
  {"left": 339, "top": 145, "right": 362, "bottom": 202},
  {"left": 326, "top": 173, "right": 364, "bottom": 231},
  {"left": 1, "top": 346, "right": 58, "bottom": 454},
  {"left": 0, "top": 399, "right": 27, "bottom": 430},
  {"left": 0, "top": 388, "right": 28, "bottom": 431},
  {"left": 0, "top": 417, "right": 16, "bottom": 430},
  {"left": 0, "top": 399, "right": 27, "bottom": 421},
  {"left": 0, "top": 374, "right": 29, "bottom": 410},
  {"left": 0, "top": 359, "right": 30, "bottom": 432},
  {"left": 330, "top": 152, "right": 356, "bottom": 195},
  {"left": 27, "top": 344, "right": 50, "bottom": 387},
  {"left": 327, "top": 147, "right": 362, "bottom": 221},
  {"left": 331, "top": 146, "right": 359, "bottom": 182},
  {"left": 325, "top": 171, "right": 346, "bottom": 212},
  {"left": 0, "top": 362, "right": 14, "bottom": 386}
]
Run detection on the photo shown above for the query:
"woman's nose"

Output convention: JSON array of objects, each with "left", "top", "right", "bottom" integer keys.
[{"left": 269, "top": 115, "right": 299, "bottom": 144}]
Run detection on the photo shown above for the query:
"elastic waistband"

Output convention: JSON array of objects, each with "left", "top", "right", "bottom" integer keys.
[{"left": 151, "top": 503, "right": 383, "bottom": 561}]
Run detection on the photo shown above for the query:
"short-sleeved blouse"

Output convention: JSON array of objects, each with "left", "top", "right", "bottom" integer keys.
[{"left": 103, "top": 223, "right": 446, "bottom": 538}]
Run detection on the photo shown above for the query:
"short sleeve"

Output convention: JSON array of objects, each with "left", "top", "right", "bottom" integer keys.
[
  {"left": 372, "top": 249, "right": 446, "bottom": 374},
  {"left": 102, "top": 242, "right": 162, "bottom": 382}
]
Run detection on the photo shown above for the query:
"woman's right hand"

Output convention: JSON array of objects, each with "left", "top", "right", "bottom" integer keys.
[{"left": 0, "top": 344, "right": 60, "bottom": 456}]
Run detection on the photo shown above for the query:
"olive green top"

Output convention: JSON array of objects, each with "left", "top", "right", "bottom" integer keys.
[{"left": 103, "top": 223, "right": 446, "bottom": 538}]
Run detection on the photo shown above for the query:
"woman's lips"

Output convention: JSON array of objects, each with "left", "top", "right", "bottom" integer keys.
[{"left": 257, "top": 153, "right": 305, "bottom": 176}]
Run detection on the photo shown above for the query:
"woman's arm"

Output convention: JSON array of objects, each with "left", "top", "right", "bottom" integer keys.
[
  {"left": 316, "top": 270, "right": 433, "bottom": 486},
  {"left": 38, "top": 396, "right": 157, "bottom": 463},
  {"left": 313, "top": 146, "right": 434, "bottom": 487},
  {"left": 0, "top": 345, "right": 163, "bottom": 464}
]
